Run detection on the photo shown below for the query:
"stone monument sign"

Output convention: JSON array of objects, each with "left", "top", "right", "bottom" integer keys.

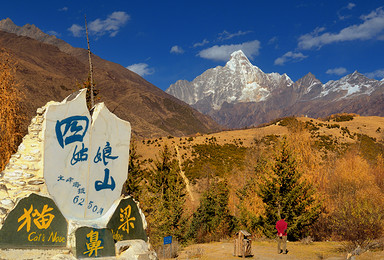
[{"left": 43, "top": 89, "right": 131, "bottom": 220}]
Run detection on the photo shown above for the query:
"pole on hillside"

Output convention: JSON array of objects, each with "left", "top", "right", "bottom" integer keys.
[{"left": 84, "top": 15, "right": 94, "bottom": 108}]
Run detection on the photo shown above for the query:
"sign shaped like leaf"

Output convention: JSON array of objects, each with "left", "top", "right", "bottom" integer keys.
[{"left": 44, "top": 90, "right": 131, "bottom": 220}]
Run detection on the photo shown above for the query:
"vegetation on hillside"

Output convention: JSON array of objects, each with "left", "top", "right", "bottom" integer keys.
[
  {"left": 139, "top": 145, "right": 187, "bottom": 248},
  {"left": 182, "top": 141, "right": 247, "bottom": 181},
  {"left": 0, "top": 49, "right": 24, "bottom": 171},
  {"left": 251, "top": 138, "right": 320, "bottom": 240},
  {"left": 187, "top": 179, "right": 234, "bottom": 243},
  {"left": 125, "top": 114, "right": 384, "bottom": 253}
]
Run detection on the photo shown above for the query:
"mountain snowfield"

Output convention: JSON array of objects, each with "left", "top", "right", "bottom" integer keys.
[
  {"left": 167, "top": 50, "right": 382, "bottom": 109},
  {"left": 319, "top": 71, "right": 379, "bottom": 100},
  {"left": 167, "top": 50, "right": 294, "bottom": 110},
  {"left": 166, "top": 50, "right": 384, "bottom": 128}
]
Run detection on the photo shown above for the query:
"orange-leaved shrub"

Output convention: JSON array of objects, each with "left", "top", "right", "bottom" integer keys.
[{"left": 0, "top": 49, "right": 24, "bottom": 171}]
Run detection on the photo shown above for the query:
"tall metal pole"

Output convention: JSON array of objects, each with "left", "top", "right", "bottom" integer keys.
[{"left": 85, "top": 15, "right": 94, "bottom": 108}]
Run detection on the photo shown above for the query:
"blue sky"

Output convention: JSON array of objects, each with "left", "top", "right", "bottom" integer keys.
[{"left": 1, "top": 0, "right": 384, "bottom": 90}]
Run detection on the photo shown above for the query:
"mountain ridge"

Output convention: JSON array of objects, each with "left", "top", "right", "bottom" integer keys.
[
  {"left": 0, "top": 18, "right": 221, "bottom": 138},
  {"left": 166, "top": 51, "right": 384, "bottom": 128}
]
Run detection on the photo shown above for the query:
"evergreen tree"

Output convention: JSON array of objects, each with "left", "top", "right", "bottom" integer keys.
[
  {"left": 258, "top": 138, "right": 321, "bottom": 240},
  {"left": 144, "top": 145, "right": 186, "bottom": 247},
  {"left": 187, "top": 180, "right": 234, "bottom": 243},
  {"left": 122, "top": 140, "right": 144, "bottom": 200}
]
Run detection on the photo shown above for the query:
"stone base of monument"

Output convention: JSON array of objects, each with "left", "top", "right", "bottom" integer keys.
[
  {"left": 0, "top": 95, "right": 157, "bottom": 259},
  {"left": 0, "top": 243, "right": 156, "bottom": 260},
  {"left": 0, "top": 193, "right": 157, "bottom": 259}
]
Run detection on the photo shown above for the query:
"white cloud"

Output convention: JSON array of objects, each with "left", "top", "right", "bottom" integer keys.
[
  {"left": 89, "top": 11, "right": 130, "bottom": 37},
  {"left": 346, "top": 3, "right": 356, "bottom": 10},
  {"left": 338, "top": 3, "right": 356, "bottom": 20},
  {"left": 268, "top": 36, "right": 278, "bottom": 45},
  {"left": 274, "top": 51, "right": 308, "bottom": 65},
  {"left": 126, "top": 63, "right": 154, "bottom": 77},
  {"left": 365, "top": 69, "right": 384, "bottom": 79},
  {"left": 170, "top": 45, "right": 184, "bottom": 54},
  {"left": 193, "top": 39, "right": 209, "bottom": 48},
  {"left": 59, "top": 7, "right": 68, "bottom": 12},
  {"left": 298, "top": 7, "right": 384, "bottom": 49},
  {"left": 218, "top": 30, "right": 252, "bottom": 41},
  {"left": 68, "top": 24, "right": 84, "bottom": 37},
  {"left": 326, "top": 67, "right": 348, "bottom": 76},
  {"left": 198, "top": 40, "right": 261, "bottom": 61},
  {"left": 69, "top": 11, "right": 130, "bottom": 38}
]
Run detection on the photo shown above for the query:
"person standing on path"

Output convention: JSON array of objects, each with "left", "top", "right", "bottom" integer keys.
[{"left": 276, "top": 215, "right": 288, "bottom": 254}]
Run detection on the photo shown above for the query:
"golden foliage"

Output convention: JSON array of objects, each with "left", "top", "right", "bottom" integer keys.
[
  {"left": 325, "top": 152, "right": 384, "bottom": 245},
  {"left": 0, "top": 49, "right": 24, "bottom": 171}
]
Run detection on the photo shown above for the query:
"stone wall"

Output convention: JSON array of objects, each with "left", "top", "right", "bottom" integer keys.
[{"left": 0, "top": 103, "right": 54, "bottom": 227}]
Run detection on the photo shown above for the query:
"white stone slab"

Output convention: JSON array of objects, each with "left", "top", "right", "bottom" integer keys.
[
  {"left": 86, "top": 102, "right": 131, "bottom": 218},
  {"left": 43, "top": 89, "right": 131, "bottom": 220}
]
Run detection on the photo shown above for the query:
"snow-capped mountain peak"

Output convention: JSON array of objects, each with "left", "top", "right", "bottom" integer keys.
[
  {"left": 166, "top": 50, "right": 293, "bottom": 110},
  {"left": 166, "top": 52, "right": 383, "bottom": 126},
  {"left": 226, "top": 50, "right": 253, "bottom": 71},
  {"left": 319, "top": 70, "right": 380, "bottom": 100}
]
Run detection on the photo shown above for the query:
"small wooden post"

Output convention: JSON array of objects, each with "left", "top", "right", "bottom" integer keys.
[{"left": 234, "top": 230, "right": 252, "bottom": 257}]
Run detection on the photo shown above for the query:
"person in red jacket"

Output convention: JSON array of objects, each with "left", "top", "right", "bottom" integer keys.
[{"left": 276, "top": 215, "right": 288, "bottom": 254}]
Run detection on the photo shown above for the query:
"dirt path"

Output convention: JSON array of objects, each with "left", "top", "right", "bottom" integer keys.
[
  {"left": 176, "top": 240, "right": 384, "bottom": 260},
  {"left": 174, "top": 145, "right": 195, "bottom": 202}
]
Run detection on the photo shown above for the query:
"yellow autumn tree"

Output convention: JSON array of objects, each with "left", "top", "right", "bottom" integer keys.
[
  {"left": 327, "top": 152, "right": 384, "bottom": 249},
  {"left": 0, "top": 49, "right": 24, "bottom": 171}
]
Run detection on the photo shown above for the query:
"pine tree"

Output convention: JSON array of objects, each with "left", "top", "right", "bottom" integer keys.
[
  {"left": 122, "top": 140, "right": 144, "bottom": 200},
  {"left": 258, "top": 138, "right": 321, "bottom": 240},
  {"left": 187, "top": 179, "right": 234, "bottom": 243},
  {"left": 144, "top": 145, "right": 186, "bottom": 247},
  {"left": 0, "top": 49, "right": 24, "bottom": 171}
]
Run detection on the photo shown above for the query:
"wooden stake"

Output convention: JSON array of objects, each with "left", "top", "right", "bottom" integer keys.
[{"left": 85, "top": 15, "right": 94, "bottom": 108}]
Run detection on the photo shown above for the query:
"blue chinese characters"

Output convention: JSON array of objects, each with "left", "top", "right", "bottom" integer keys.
[
  {"left": 55, "top": 116, "right": 89, "bottom": 148},
  {"left": 94, "top": 142, "right": 119, "bottom": 191}
]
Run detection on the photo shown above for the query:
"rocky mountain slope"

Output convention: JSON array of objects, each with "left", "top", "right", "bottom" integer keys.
[
  {"left": 0, "top": 18, "right": 221, "bottom": 138},
  {"left": 166, "top": 50, "right": 384, "bottom": 128}
]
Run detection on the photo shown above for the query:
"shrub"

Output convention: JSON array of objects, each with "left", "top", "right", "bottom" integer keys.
[
  {"left": 327, "top": 153, "right": 384, "bottom": 249},
  {"left": 183, "top": 143, "right": 247, "bottom": 180},
  {"left": 187, "top": 180, "right": 234, "bottom": 243},
  {"left": 0, "top": 50, "right": 25, "bottom": 171}
]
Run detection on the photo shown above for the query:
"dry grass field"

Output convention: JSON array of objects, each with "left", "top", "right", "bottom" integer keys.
[
  {"left": 136, "top": 115, "right": 384, "bottom": 162},
  {"left": 175, "top": 240, "right": 384, "bottom": 260},
  {"left": 135, "top": 115, "right": 384, "bottom": 208}
]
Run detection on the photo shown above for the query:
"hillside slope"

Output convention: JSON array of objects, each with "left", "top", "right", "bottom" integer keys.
[
  {"left": 0, "top": 20, "right": 221, "bottom": 138},
  {"left": 135, "top": 114, "right": 384, "bottom": 210}
]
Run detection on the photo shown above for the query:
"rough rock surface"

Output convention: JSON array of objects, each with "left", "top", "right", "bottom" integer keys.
[{"left": 0, "top": 103, "right": 52, "bottom": 225}]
